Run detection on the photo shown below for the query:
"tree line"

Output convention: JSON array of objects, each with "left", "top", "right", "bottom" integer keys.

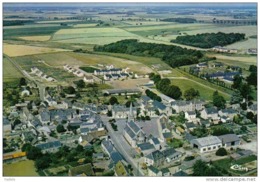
[
  {"left": 160, "top": 18, "right": 196, "bottom": 23},
  {"left": 4, "top": 20, "right": 34, "bottom": 26},
  {"left": 172, "top": 32, "right": 245, "bottom": 48},
  {"left": 94, "top": 39, "right": 204, "bottom": 68}
]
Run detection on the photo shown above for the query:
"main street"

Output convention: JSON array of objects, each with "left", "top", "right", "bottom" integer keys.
[{"left": 100, "top": 115, "right": 144, "bottom": 176}]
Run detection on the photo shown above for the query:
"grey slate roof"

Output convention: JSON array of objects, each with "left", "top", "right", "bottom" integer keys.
[
  {"left": 191, "top": 136, "right": 222, "bottom": 147},
  {"left": 184, "top": 132, "right": 197, "bottom": 142},
  {"left": 162, "top": 148, "right": 177, "bottom": 158},
  {"left": 205, "top": 107, "right": 218, "bottom": 114},
  {"left": 148, "top": 165, "right": 160, "bottom": 174},
  {"left": 153, "top": 100, "right": 166, "bottom": 110},
  {"left": 102, "top": 140, "right": 114, "bottom": 155},
  {"left": 185, "top": 122, "right": 196, "bottom": 129},
  {"left": 137, "top": 142, "right": 155, "bottom": 151},
  {"left": 3, "top": 117, "right": 10, "bottom": 125},
  {"left": 151, "top": 137, "right": 160, "bottom": 145},
  {"left": 172, "top": 171, "right": 188, "bottom": 176},
  {"left": 161, "top": 168, "right": 170, "bottom": 174},
  {"left": 218, "top": 134, "right": 240, "bottom": 144},
  {"left": 128, "top": 121, "right": 141, "bottom": 134},
  {"left": 163, "top": 132, "right": 172, "bottom": 139},
  {"left": 110, "top": 151, "right": 123, "bottom": 164},
  {"left": 40, "top": 110, "right": 50, "bottom": 121},
  {"left": 146, "top": 150, "right": 164, "bottom": 161},
  {"left": 141, "top": 95, "right": 152, "bottom": 102},
  {"left": 36, "top": 140, "right": 61, "bottom": 150},
  {"left": 221, "top": 108, "right": 236, "bottom": 114}
]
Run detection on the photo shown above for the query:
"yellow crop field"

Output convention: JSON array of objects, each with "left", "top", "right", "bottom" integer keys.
[
  {"left": 73, "top": 23, "right": 98, "bottom": 28},
  {"left": 3, "top": 43, "right": 70, "bottom": 57},
  {"left": 19, "top": 35, "right": 51, "bottom": 41}
]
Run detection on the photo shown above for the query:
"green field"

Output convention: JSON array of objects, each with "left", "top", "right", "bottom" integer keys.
[
  {"left": 94, "top": 52, "right": 170, "bottom": 70},
  {"left": 226, "top": 38, "right": 257, "bottom": 50},
  {"left": 79, "top": 66, "right": 99, "bottom": 73},
  {"left": 171, "top": 78, "right": 229, "bottom": 101},
  {"left": 13, "top": 55, "right": 76, "bottom": 84},
  {"left": 3, "top": 57, "right": 23, "bottom": 82},
  {"left": 3, "top": 160, "right": 39, "bottom": 176},
  {"left": 3, "top": 25, "right": 67, "bottom": 39}
]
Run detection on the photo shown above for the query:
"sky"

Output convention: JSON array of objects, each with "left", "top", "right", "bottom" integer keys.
[{"left": 3, "top": 3, "right": 257, "bottom": 8}]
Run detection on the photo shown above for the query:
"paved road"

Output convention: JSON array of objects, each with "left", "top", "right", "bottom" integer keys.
[{"left": 101, "top": 116, "right": 144, "bottom": 176}]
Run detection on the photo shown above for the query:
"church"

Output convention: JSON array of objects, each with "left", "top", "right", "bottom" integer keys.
[{"left": 123, "top": 103, "right": 146, "bottom": 148}]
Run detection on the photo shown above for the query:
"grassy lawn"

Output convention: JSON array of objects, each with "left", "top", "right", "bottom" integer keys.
[
  {"left": 171, "top": 78, "right": 229, "bottom": 101},
  {"left": 3, "top": 57, "right": 23, "bottom": 82},
  {"left": 79, "top": 66, "right": 100, "bottom": 73},
  {"left": 13, "top": 55, "right": 76, "bottom": 84},
  {"left": 94, "top": 52, "right": 172, "bottom": 71},
  {"left": 3, "top": 160, "right": 39, "bottom": 176},
  {"left": 235, "top": 155, "right": 257, "bottom": 165},
  {"left": 177, "top": 69, "right": 232, "bottom": 98}
]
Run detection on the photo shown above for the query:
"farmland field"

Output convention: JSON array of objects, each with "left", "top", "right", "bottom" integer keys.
[
  {"left": 3, "top": 43, "right": 70, "bottom": 57},
  {"left": 181, "top": 25, "right": 257, "bottom": 38},
  {"left": 13, "top": 55, "right": 76, "bottom": 84},
  {"left": 3, "top": 25, "right": 66, "bottom": 39},
  {"left": 18, "top": 35, "right": 51, "bottom": 41},
  {"left": 64, "top": 52, "right": 153, "bottom": 74},
  {"left": 171, "top": 78, "right": 230, "bottom": 101},
  {"left": 3, "top": 160, "right": 39, "bottom": 176},
  {"left": 3, "top": 57, "right": 23, "bottom": 82},
  {"left": 72, "top": 23, "right": 98, "bottom": 28},
  {"left": 226, "top": 38, "right": 257, "bottom": 50},
  {"left": 51, "top": 27, "right": 178, "bottom": 45},
  {"left": 108, "top": 78, "right": 150, "bottom": 89},
  {"left": 207, "top": 53, "right": 257, "bottom": 68}
]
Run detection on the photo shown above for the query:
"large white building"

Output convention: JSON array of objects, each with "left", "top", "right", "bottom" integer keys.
[{"left": 190, "top": 136, "right": 222, "bottom": 153}]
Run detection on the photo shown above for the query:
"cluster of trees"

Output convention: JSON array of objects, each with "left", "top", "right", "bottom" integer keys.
[
  {"left": 246, "top": 65, "right": 257, "bottom": 87},
  {"left": 94, "top": 39, "right": 204, "bottom": 68},
  {"left": 216, "top": 148, "right": 228, "bottom": 156},
  {"left": 145, "top": 89, "right": 161, "bottom": 102},
  {"left": 160, "top": 18, "right": 196, "bottom": 23},
  {"left": 172, "top": 32, "right": 245, "bottom": 48},
  {"left": 149, "top": 73, "right": 182, "bottom": 99},
  {"left": 190, "top": 125, "right": 208, "bottom": 138},
  {"left": 211, "top": 125, "right": 233, "bottom": 136},
  {"left": 109, "top": 96, "right": 119, "bottom": 105},
  {"left": 74, "top": 79, "right": 85, "bottom": 89},
  {"left": 184, "top": 88, "right": 200, "bottom": 100},
  {"left": 192, "top": 160, "right": 225, "bottom": 176},
  {"left": 3, "top": 20, "right": 34, "bottom": 26},
  {"left": 231, "top": 66, "right": 256, "bottom": 102},
  {"left": 22, "top": 143, "right": 94, "bottom": 171},
  {"left": 213, "top": 91, "right": 226, "bottom": 109}
]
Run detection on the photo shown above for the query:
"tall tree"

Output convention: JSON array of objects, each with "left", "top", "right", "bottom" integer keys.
[
  {"left": 232, "top": 74, "right": 243, "bottom": 89},
  {"left": 213, "top": 91, "right": 226, "bottom": 109},
  {"left": 184, "top": 88, "right": 200, "bottom": 100},
  {"left": 109, "top": 96, "right": 119, "bottom": 105}
]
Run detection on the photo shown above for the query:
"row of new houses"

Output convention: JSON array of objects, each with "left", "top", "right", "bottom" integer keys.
[
  {"left": 31, "top": 67, "right": 56, "bottom": 82},
  {"left": 63, "top": 64, "right": 95, "bottom": 82}
]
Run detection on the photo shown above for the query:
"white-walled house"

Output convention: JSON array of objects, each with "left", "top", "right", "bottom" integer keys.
[
  {"left": 201, "top": 107, "right": 219, "bottom": 120},
  {"left": 190, "top": 136, "right": 222, "bottom": 153}
]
